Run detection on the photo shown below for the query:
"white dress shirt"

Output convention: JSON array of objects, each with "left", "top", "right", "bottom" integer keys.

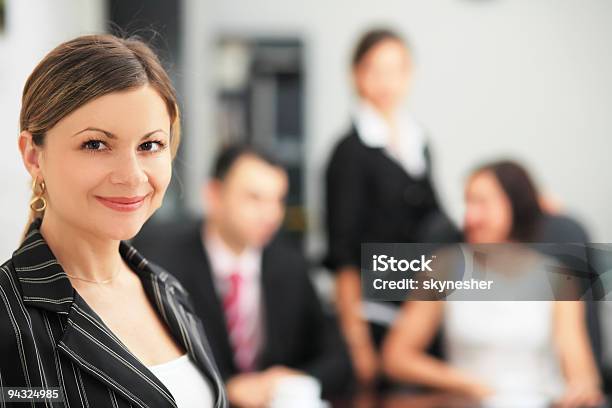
[
  {"left": 148, "top": 354, "right": 215, "bottom": 408},
  {"left": 353, "top": 100, "right": 428, "bottom": 178},
  {"left": 203, "top": 228, "right": 264, "bottom": 365}
]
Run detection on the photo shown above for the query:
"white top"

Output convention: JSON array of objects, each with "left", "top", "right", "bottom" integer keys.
[
  {"left": 353, "top": 100, "right": 428, "bottom": 178},
  {"left": 148, "top": 354, "right": 215, "bottom": 408},
  {"left": 443, "top": 301, "right": 565, "bottom": 400},
  {"left": 203, "top": 227, "right": 264, "bottom": 361}
]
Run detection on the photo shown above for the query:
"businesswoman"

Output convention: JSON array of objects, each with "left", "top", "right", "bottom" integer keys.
[
  {"left": 0, "top": 35, "right": 227, "bottom": 408},
  {"left": 382, "top": 161, "right": 603, "bottom": 407},
  {"left": 325, "top": 28, "right": 458, "bottom": 385}
]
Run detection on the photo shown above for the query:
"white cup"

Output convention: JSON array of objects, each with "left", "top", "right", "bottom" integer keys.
[{"left": 268, "top": 375, "right": 326, "bottom": 408}]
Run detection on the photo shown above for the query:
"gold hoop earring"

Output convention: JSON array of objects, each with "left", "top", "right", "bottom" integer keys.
[{"left": 29, "top": 178, "right": 47, "bottom": 212}]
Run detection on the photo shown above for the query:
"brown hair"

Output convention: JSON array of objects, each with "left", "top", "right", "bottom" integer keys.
[
  {"left": 471, "top": 160, "right": 543, "bottom": 241},
  {"left": 352, "top": 28, "right": 409, "bottom": 68},
  {"left": 20, "top": 34, "right": 180, "bottom": 230}
]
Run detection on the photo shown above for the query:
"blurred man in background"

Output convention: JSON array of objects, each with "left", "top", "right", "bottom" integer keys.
[{"left": 134, "top": 145, "right": 353, "bottom": 407}]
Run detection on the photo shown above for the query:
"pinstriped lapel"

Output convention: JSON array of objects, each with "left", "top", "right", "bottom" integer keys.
[
  {"left": 12, "top": 220, "right": 73, "bottom": 315},
  {"left": 57, "top": 292, "right": 179, "bottom": 408},
  {"left": 13, "top": 220, "right": 179, "bottom": 408},
  {"left": 12, "top": 219, "right": 227, "bottom": 408},
  {"left": 122, "top": 244, "right": 228, "bottom": 408}
]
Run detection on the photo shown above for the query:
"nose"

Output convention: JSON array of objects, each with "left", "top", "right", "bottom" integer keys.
[{"left": 109, "top": 151, "right": 148, "bottom": 187}]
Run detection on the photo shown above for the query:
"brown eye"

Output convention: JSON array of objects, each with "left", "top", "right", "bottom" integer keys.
[
  {"left": 82, "top": 140, "right": 108, "bottom": 151},
  {"left": 139, "top": 141, "right": 165, "bottom": 152}
]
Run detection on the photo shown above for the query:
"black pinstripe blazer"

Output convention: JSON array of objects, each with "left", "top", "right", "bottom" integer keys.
[{"left": 0, "top": 219, "right": 228, "bottom": 408}]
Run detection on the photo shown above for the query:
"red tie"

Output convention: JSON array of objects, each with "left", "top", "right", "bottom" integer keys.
[{"left": 223, "top": 271, "right": 256, "bottom": 372}]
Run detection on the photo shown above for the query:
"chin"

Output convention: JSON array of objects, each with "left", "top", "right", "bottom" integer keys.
[
  {"left": 103, "top": 226, "right": 142, "bottom": 241},
  {"left": 247, "top": 234, "right": 273, "bottom": 249},
  {"left": 372, "top": 98, "right": 397, "bottom": 113},
  {"left": 95, "top": 216, "right": 148, "bottom": 241},
  {"left": 466, "top": 232, "right": 485, "bottom": 244}
]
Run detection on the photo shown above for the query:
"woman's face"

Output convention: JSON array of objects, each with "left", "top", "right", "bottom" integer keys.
[
  {"left": 353, "top": 39, "right": 411, "bottom": 115},
  {"left": 24, "top": 85, "right": 172, "bottom": 241},
  {"left": 464, "top": 171, "right": 513, "bottom": 244}
]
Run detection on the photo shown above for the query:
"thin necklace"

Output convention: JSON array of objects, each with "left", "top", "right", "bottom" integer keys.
[{"left": 65, "top": 268, "right": 121, "bottom": 284}]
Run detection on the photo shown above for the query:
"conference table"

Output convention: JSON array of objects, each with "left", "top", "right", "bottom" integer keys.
[{"left": 331, "top": 389, "right": 611, "bottom": 408}]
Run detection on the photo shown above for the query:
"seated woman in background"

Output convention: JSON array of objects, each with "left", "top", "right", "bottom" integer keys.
[{"left": 382, "top": 161, "right": 603, "bottom": 407}]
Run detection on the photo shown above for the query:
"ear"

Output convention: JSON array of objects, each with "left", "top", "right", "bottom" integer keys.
[
  {"left": 203, "top": 179, "right": 222, "bottom": 215},
  {"left": 204, "top": 179, "right": 219, "bottom": 201},
  {"left": 351, "top": 66, "right": 360, "bottom": 91},
  {"left": 352, "top": 66, "right": 366, "bottom": 100},
  {"left": 18, "top": 131, "right": 43, "bottom": 180},
  {"left": 403, "top": 54, "right": 414, "bottom": 81}
]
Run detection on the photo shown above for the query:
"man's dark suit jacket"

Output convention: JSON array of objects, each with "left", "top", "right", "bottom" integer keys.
[
  {"left": 133, "top": 219, "right": 353, "bottom": 397},
  {"left": 0, "top": 218, "right": 228, "bottom": 408}
]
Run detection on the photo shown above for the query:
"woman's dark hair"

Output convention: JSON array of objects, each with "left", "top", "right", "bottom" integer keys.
[
  {"left": 352, "top": 28, "right": 409, "bottom": 68},
  {"left": 471, "top": 160, "right": 544, "bottom": 241}
]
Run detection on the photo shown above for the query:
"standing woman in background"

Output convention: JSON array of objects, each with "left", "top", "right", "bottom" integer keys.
[
  {"left": 325, "top": 28, "right": 458, "bottom": 386},
  {"left": 0, "top": 35, "right": 226, "bottom": 408}
]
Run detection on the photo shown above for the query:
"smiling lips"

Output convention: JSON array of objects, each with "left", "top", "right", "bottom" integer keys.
[{"left": 95, "top": 195, "right": 147, "bottom": 212}]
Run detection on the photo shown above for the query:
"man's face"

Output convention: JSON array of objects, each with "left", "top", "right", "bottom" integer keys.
[{"left": 208, "top": 155, "right": 288, "bottom": 249}]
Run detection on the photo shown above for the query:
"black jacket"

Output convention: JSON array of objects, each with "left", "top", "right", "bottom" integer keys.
[
  {"left": 325, "top": 127, "right": 444, "bottom": 270},
  {"left": 133, "top": 219, "right": 354, "bottom": 397},
  {"left": 0, "top": 219, "right": 227, "bottom": 408}
]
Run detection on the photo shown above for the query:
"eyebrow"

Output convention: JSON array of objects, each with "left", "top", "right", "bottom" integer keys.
[{"left": 72, "top": 127, "right": 167, "bottom": 140}]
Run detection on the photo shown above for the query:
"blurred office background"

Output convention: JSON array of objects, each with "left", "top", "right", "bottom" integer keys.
[
  {"left": 1, "top": 0, "right": 611, "bottom": 384},
  {"left": 2, "top": 0, "right": 612, "bottom": 252}
]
